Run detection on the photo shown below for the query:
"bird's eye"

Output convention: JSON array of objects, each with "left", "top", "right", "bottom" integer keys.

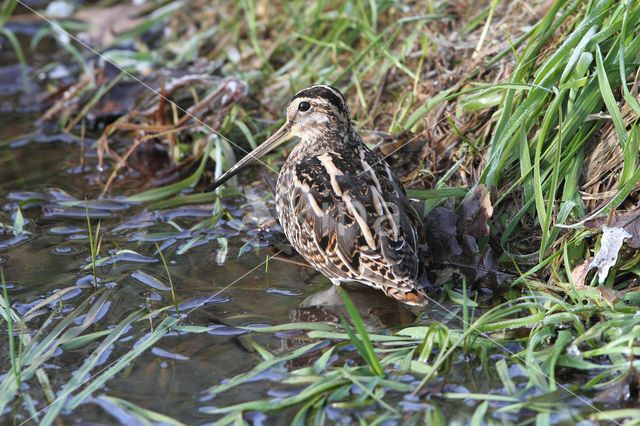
[{"left": 298, "top": 101, "right": 311, "bottom": 112}]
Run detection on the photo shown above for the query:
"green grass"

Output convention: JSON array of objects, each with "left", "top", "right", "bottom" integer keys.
[
  {"left": 155, "top": 241, "right": 182, "bottom": 323},
  {"left": 2, "top": 0, "right": 640, "bottom": 423},
  {"left": 1, "top": 267, "right": 21, "bottom": 391},
  {"left": 339, "top": 288, "right": 385, "bottom": 376},
  {"left": 478, "top": 0, "right": 640, "bottom": 264},
  {"left": 1, "top": 0, "right": 30, "bottom": 93},
  {"left": 204, "top": 290, "right": 640, "bottom": 423},
  {"left": 84, "top": 199, "right": 100, "bottom": 287},
  {"left": 0, "top": 280, "right": 185, "bottom": 425}
]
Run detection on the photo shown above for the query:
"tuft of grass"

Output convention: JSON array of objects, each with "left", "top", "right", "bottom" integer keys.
[
  {"left": 0, "top": 288, "right": 109, "bottom": 415},
  {"left": 1, "top": 0, "right": 30, "bottom": 93},
  {"left": 203, "top": 290, "right": 640, "bottom": 422},
  {"left": 1, "top": 267, "right": 20, "bottom": 389},
  {"left": 40, "top": 314, "right": 179, "bottom": 425},
  {"left": 0, "top": 277, "right": 185, "bottom": 424},
  {"left": 339, "top": 287, "right": 384, "bottom": 376},
  {"left": 155, "top": 241, "right": 182, "bottom": 323},
  {"left": 84, "top": 198, "right": 100, "bottom": 286},
  {"left": 479, "top": 0, "right": 640, "bottom": 265}
]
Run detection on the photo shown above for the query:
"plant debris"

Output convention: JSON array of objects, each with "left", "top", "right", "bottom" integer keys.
[
  {"left": 588, "top": 226, "right": 632, "bottom": 284},
  {"left": 425, "top": 184, "right": 504, "bottom": 291},
  {"left": 594, "top": 367, "right": 640, "bottom": 404},
  {"left": 73, "top": 3, "right": 150, "bottom": 47},
  {"left": 585, "top": 207, "right": 640, "bottom": 248}
]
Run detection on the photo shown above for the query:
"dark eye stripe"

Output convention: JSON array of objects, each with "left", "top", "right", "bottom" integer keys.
[{"left": 292, "top": 85, "right": 345, "bottom": 112}]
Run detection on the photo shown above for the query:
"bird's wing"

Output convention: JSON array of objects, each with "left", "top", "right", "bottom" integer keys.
[{"left": 289, "top": 147, "right": 422, "bottom": 291}]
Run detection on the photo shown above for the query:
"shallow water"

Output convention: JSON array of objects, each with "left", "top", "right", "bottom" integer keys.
[
  {"left": 0, "top": 29, "right": 325, "bottom": 423},
  {"left": 0, "top": 128, "right": 440, "bottom": 423}
]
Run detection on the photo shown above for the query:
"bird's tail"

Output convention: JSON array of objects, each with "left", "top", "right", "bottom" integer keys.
[{"left": 387, "top": 285, "right": 429, "bottom": 307}]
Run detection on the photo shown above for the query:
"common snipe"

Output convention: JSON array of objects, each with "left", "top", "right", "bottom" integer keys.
[{"left": 206, "top": 85, "right": 428, "bottom": 306}]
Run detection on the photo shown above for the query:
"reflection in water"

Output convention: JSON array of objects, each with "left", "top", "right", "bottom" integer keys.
[
  {"left": 292, "top": 283, "right": 417, "bottom": 330},
  {"left": 278, "top": 284, "right": 420, "bottom": 373}
]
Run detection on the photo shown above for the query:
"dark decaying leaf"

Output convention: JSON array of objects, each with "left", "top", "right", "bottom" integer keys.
[
  {"left": 425, "top": 206, "right": 460, "bottom": 257},
  {"left": 424, "top": 185, "right": 503, "bottom": 292},
  {"left": 584, "top": 207, "right": 640, "bottom": 248},
  {"left": 594, "top": 367, "right": 640, "bottom": 404},
  {"left": 459, "top": 184, "right": 493, "bottom": 239}
]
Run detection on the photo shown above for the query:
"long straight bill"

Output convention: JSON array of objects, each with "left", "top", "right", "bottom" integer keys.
[{"left": 205, "top": 123, "right": 291, "bottom": 192}]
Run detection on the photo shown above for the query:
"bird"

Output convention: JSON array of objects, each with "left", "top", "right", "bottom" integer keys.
[{"left": 206, "top": 85, "right": 429, "bottom": 306}]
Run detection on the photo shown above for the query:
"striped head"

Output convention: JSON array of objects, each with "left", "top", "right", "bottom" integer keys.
[
  {"left": 204, "top": 85, "right": 352, "bottom": 193},
  {"left": 286, "top": 85, "right": 351, "bottom": 139}
]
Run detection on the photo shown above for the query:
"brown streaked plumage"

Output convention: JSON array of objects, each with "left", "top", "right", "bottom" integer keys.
[{"left": 206, "top": 85, "right": 428, "bottom": 306}]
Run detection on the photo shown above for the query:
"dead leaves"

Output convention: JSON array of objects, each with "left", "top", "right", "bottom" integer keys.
[
  {"left": 594, "top": 367, "right": 640, "bottom": 404},
  {"left": 585, "top": 207, "right": 640, "bottom": 248},
  {"left": 459, "top": 183, "right": 494, "bottom": 239},
  {"left": 570, "top": 207, "right": 640, "bottom": 290},
  {"left": 73, "top": 4, "right": 150, "bottom": 47},
  {"left": 570, "top": 258, "right": 592, "bottom": 289},
  {"left": 96, "top": 75, "right": 248, "bottom": 195},
  {"left": 588, "top": 226, "right": 632, "bottom": 284},
  {"left": 40, "top": 64, "right": 248, "bottom": 195},
  {"left": 422, "top": 184, "right": 640, "bottom": 298},
  {"left": 424, "top": 184, "right": 504, "bottom": 292}
]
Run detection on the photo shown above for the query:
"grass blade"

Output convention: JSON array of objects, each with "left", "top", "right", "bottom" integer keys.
[{"left": 339, "top": 288, "right": 384, "bottom": 376}]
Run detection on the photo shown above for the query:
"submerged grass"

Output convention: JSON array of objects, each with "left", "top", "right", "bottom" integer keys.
[
  {"left": 84, "top": 198, "right": 100, "bottom": 287},
  {"left": 2, "top": 0, "right": 640, "bottom": 423},
  {"left": 0, "top": 279, "right": 185, "bottom": 424},
  {"left": 1, "top": 267, "right": 21, "bottom": 390},
  {"left": 155, "top": 241, "right": 182, "bottom": 323}
]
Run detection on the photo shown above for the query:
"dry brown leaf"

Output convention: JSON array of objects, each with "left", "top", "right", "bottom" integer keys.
[
  {"left": 584, "top": 207, "right": 640, "bottom": 248},
  {"left": 459, "top": 184, "right": 493, "bottom": 239},
  {"left": 569, "top": 258, "right": 592, "bottom": 288},
  {"left": 597, "top": 286, "right": 623, "bottom": 305},
  {"left": 74, "top": 4, "right": 150, "bottom": 47}
]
